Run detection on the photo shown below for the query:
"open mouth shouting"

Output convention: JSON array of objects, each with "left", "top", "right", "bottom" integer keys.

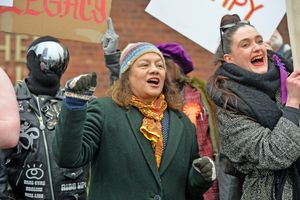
[
  {"left": 147, "top": 77, "right": 160, "bottom": 87},
  {"left": 250, "top": 55, "right": 265, "bottom": 67}
]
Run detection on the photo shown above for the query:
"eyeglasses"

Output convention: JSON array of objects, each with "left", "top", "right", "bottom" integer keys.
[
  {"left": 27, "top": 41, "right": 69, "bottom": 76},
  {"left": 219, "top": 20, "right": 250, "bottom": 54}
]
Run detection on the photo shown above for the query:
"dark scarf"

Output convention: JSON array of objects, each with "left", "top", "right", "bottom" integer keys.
[
  {"left": 26, "top": 54, "right": 61, "bottom": 96},
  {"left": 213, "top": 59, "right": 281, "bottom": 129},
  {"left": 210, "top": 53, "right": 299, "bottom": 200},
  {"left": 26, "top": 76, "right": 60, "bottom": 96}
]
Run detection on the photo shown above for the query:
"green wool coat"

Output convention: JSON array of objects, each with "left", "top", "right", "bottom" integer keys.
[{"left": 53, "top": 97, "right": 211, "bottom": 200}]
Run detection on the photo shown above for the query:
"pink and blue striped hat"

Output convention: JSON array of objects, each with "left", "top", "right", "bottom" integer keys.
[{"left": 119, "top": 42, "right": 165, "bottom": 76}]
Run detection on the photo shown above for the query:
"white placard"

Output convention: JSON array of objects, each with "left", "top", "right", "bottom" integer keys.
[
  {"left": 285, "top": 0, "right": 300, "bottom": 70},
  {"left": 0, "top": 0, "right": 13, "bottom": 7},
  {"left": 146, "top": 0, "right": 286, "bottom": 53}
]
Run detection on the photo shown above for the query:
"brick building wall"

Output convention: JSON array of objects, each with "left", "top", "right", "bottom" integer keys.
[{"left": 0, "top": 0, "right": 290, "bottom": 97}]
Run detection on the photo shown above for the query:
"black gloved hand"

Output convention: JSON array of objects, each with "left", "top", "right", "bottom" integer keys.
[
  {"left": 65, "top": 72, "right": 97, "bottom": 101},
  {"left": 192, "top": 156, "right": 216, "bottom": 181}
]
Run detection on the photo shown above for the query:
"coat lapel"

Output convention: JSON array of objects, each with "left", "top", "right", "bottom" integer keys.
[
  {"left": 126, "top": 107, "right": 161, "bottom": 183},
  {"left": 159, "top": 111, "right": 184, "bottom": 175}
]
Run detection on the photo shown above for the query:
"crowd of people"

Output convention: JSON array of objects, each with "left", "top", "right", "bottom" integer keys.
[{"left": 0, "top": 13, "right": 299, "bottom": 200}]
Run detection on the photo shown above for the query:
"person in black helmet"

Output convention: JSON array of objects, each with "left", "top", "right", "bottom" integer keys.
[{"left": 0, "top": 36, "right": 89, "bottom": 200}]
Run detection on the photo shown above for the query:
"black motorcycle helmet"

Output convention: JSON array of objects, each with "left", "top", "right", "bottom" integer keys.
[
  {"left": 26, "top": 36, "right": 69, "bottom": 96},
  {"left": 27, "top": 36, "right": 69, "bottom": 76}
]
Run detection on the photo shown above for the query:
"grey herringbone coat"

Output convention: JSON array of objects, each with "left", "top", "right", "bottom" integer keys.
[{"left": 217, "top": 94, "right": 300, "bottom": 200}]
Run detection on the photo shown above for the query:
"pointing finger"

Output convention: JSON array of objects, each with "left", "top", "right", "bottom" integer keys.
[{"left": 107, "top": 17, "right": 115, "bottom": 32}]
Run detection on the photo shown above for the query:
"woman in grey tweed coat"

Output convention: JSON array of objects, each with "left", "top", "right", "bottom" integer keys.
[{"left": 206, "top": 14, "right": 300, "bottom": 200}]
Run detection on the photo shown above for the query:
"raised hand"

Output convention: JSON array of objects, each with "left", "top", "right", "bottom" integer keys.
[
  {"left": 101, "top": 17, "right": 119, "bottom": 54},
  {"left": 65, "top": 72, "right": 97, "bottom": 101}
]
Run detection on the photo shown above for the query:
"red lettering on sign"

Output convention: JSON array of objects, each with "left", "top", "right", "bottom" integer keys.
[
  {"left": 244, "top": 0, "right": 264, "bottom": 20},
  {"left": 93, "top": 0, "right": 106, "bottom": 23},
  {"left": 24, "top": 0, "right": 42, "bottom": 16},
  {"left": 79, "top": 0, "right": 93, "bottom": 21},
  {"left": 227, "top": 0, "right": 247, "bottom": 10},
  {"left": 0, "top": 0, "right": 106, "bottom": 24},
  {"left": 61, "top": 0, "right": 79, "bottom": 19},
  {"left": 222, "top": 0, "right": 264, "bottom": 21},
  {"left": 222, "top": 0, "right": 230, "bottom": 8},
  {"left": 78, "top": 0, "right": 106, "bottom": 23},
  {"left": 0, "top": 6, "right": 22, "bottom": 15},
  {"left": 44, "top": 0, "right": 63, "bottom": 17}
]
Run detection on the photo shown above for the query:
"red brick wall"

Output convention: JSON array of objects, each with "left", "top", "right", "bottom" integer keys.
[{"left": 0, "top": 0, "right": 290, "bottom": 97}]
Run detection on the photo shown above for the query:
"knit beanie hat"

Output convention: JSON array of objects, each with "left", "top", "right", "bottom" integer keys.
[
  {"left": 156, "top": 42, "right": 194, "bottom": 74},
  {"left": 119, "top": 42, "right": 165, "bottom": 76}
]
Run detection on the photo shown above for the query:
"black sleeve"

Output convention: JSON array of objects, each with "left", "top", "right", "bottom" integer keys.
[
  {"left": 104, "top": 50, "right": 121, "bottom": 85},
  {"left": 0, "top": 150, "right": 9, "bottom": 199},
  {"left": 283, "top": 106, "right": 300, "bottom": 126}
]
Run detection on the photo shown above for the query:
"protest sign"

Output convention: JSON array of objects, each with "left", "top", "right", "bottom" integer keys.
[
  {"left": 0, "top": 0, "right": 112, "bottom": 43},
  {"left": 285, "top": 0, "right": 300, "bottom": 70},
  {"left": 0, "top": 0, "right": 13, "bottom": 7},
  {"left": 146, "top": 0, "right": 286, "bottom": 53}
]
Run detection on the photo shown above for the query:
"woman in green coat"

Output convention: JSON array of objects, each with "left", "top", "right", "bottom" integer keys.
[{"left": 53, "top": 42, "right": 216, "bottom": 200}]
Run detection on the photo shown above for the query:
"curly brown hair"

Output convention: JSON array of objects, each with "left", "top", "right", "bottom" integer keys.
[
  {"left": 106, "top": 70, "right": 183, "bottom": 111},
  {"left": 165, "top": 58, "right": 188, "bottom": 84}
]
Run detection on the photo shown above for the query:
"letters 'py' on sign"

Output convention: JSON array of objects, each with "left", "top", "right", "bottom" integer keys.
[{"left": 146, "top": 0, "right": 286, "bottom": 53}]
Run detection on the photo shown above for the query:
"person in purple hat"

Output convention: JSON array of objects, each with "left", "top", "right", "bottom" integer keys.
[
  {"left": 156, "top": 42, "right": 220, "bottom": 200},
  {"left": 101, "top": 18, "right": 220, "bottom": 200}
]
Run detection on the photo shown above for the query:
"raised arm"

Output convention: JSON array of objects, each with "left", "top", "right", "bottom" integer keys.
[
  {"left": 53, "top": 73, "right": 100, "bottom": 167},
  {"left": 101, "top": 17, "right": 121, "bottom": 85}
]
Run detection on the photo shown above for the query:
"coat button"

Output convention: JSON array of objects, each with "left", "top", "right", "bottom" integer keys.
[{"left": 153, "top": 195, "right": 161, "bottom": 200}]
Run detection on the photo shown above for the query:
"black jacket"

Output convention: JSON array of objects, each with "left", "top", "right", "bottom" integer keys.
[{"left": 0, "top": 81, "right": 89, "bottom": 200}]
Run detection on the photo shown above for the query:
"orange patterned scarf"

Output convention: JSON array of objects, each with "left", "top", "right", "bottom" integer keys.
[{"left": 131, "top": 94, "right": 167, "bottom": 168}]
